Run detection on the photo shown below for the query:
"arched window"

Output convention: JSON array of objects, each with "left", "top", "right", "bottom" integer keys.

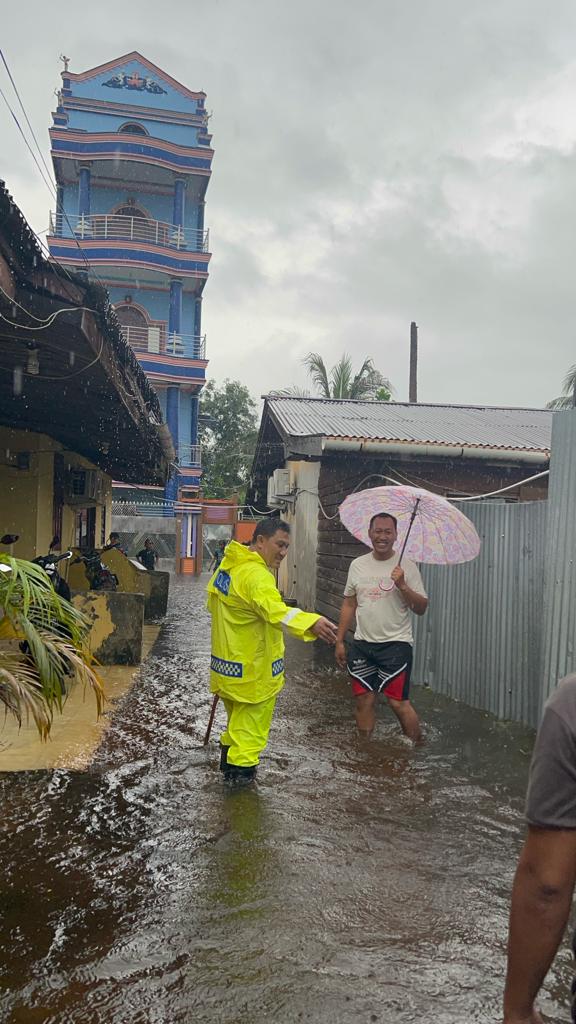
[
  {"left": 114, "top": 205, "right": 148, "bottom": 220},
  {"left": 115, "top": 303, "right": 150, "bottom": 350},
  {"left": 107, "top": 204, "right": 168, "bottom": 244},
  {"left": 115, "top": 304, "right": 149, "bottom": 329},
  {"left": 118, "top": 122, "right": 148, "bottom": 136}
]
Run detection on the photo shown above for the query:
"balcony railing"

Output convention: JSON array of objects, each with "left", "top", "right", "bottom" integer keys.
[
  {"left": 177, "top": 444, "right": 202, "bottom": 467},
  {"left": 50, "top": 212, "right": 209, "bottom": 253},
  {"left": 121, "top": 326, "right": 207, "bottom": 361},
  {"left": 112, "top": 499, "right": 202, "bottom": 518}
]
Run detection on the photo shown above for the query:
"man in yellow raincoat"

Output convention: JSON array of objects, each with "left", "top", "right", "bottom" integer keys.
[{"left": 207, "top": 519, "right": 337, "bottom": 785}]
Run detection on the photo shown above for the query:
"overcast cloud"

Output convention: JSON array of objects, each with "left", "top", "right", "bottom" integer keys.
[{"left": 3, "top": 0, "right": 576, "bottom": 407}]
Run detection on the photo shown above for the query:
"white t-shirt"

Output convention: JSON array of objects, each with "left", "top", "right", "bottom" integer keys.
[{"left": 343, "top": 552, "right": 427, "bottom": 644}]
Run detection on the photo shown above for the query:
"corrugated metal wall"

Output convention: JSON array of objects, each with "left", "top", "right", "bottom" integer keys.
[
  {"left": 540, "top": 412, "right": 576, "bottom": 716},
  {"left": 412, "top": 500, "right": 548, "bottom": 727}
]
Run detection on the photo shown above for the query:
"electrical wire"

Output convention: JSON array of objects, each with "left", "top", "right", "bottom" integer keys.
[
  {"left": 0, "top": 81, "right": 56, "bottom": 197},
  {"left": 0, "top": 52, "right": 111, "bottom": 296},
  {"left": 31, "top": 336, "right": 105, "bottom": 381},
  {"left": 0, "top": 281, "right": 97, "bottom": 325},
  {"left": 0, "top": 304, "right": 98, "bottom": 331},
  {"left": 289, "top": 465, "right": 551, "bottom": 521},
  {"left": 0, "top": 47, "right": 58, "bottom": 192},
  {"left": 449, "top": 469, "right": 550, "bottom": 501}
]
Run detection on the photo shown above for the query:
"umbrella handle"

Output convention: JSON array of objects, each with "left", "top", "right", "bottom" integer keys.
[{"left": 398, "top": 497, "right": 421, "bottom": 566}]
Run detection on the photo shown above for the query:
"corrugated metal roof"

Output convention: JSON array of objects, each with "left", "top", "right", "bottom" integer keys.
[{"left": 265, "top": 397, "right": 553, "bottom": 452}]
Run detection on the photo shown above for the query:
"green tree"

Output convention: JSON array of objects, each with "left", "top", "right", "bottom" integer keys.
[
  {"left": 547, "top": 365, "right": 576, "bottom": 409},
  {"left": 199, "top": 379, "right": 259, "bottom": 499},
  {"left": 0, "top": 557, "right": 103, "bottom": 738},
  {"left": 273, "top": 353, "right": 393, "bottom": 400}
]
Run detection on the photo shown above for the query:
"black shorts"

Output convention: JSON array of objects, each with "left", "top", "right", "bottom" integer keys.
[{"left": 346, "top": 640, "right": 413, "bottom": 701}]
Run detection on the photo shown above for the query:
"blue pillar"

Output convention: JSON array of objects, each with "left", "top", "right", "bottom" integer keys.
[
  {"left": 194, "top": 297, "right": 202, "bottom": 340},
  {"left": 197, "top": 202, "right": 205, "bottom": 233},
  {"left": 78, "top": 165, "right": 91, "bottom": 217},
  {"left": 165, "top": 386, "right": 180, "bottom": 503},
  {"left": 191, "top": 395, "right": 199, "bottom": 451},
  {"left": 169, "top": 279, "right": 182, "bottom": 335},
  {"left": 172, "top": 178, "right": 186, "bottom": 227}
]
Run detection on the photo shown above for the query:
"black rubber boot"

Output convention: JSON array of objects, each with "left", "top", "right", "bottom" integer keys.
[
  {"left": 223, "top": 765, "right": 257, "bottom": 787},
  {"left": 219, "top": 743, "right": 230, "bottom": 772}
]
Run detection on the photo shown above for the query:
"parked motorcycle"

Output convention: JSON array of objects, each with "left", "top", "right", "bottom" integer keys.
[
  {"left": 33, "top": 546, "right": 73, "bottom": 601},
  {"left": 72, "top": 550, "right": 118, "bottom": 592},
  {"left": 1, "top": 534, "right": 73, "bottom": 600}
]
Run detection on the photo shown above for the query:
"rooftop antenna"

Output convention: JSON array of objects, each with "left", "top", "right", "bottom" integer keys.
[{"left": 409, "top": 321, "right": 418, "bottom": 403}]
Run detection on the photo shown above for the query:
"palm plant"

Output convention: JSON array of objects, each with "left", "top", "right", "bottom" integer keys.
[
  {"left": 272, "top": 353, "right": 393, "bottom": 401},
  {"left": 547, "top": 365, "right": 576, "bottom": 409},
  {"left": 0, "top": 556, "right": 103, "bottom": 738}
]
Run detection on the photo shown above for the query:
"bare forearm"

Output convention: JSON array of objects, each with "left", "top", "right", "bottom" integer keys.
[
  {"left": 397, "top": 586, "right": 428, "bottom": 616},
  {"left": 504, "top": 858, "right": 573, "bottom": 1020},
  {"left": 337, "top": 600, "right": 356, "bottom": 641}
]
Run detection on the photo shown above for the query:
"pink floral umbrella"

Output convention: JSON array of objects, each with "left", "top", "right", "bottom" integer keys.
[{"left": 339, "top": 485, "right": 481, "bottom": 566}]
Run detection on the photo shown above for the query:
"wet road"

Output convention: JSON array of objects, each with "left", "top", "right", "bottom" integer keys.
[{"left": 0, "top": 576, "right": 573, "bottom": 1023}]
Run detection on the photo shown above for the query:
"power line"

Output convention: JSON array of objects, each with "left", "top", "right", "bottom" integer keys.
[
  {"left": 0, "top": 48, "right": 57, "bottom": 194},
  {"left": 0, "top": 282, "right": 92, "bottom": 324},
  {"left": 0, "top": 81, "right": 56, "bottom": 198},
  {"left": 0, "top": 51, "right": 110, "bottom": 295}
]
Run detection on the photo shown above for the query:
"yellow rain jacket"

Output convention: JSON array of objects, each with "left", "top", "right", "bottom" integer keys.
[{"left": 207, "top": 540, "right": 320, "bottom": 704}]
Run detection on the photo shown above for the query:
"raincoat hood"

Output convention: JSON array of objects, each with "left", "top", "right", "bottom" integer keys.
[{"left": 218, "top": 540, "right": 267, "bottom": 572}]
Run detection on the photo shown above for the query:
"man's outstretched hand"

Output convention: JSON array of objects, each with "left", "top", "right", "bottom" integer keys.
[{"left": 311, "top": 617, "right": 338, "bottom": 644}]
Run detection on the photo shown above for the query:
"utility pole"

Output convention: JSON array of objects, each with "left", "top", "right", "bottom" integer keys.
[{"left": 409, "top": 321, "right": 418, "bottom": 403}]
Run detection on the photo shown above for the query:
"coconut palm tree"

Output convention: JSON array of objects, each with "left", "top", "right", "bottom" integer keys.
[
  {"left": 0, "top": 556, "right": 103, "bottom": 738},
  {"left": 547, "top": 365, "right": 576, "bottom": 409},
  {"left": 272, "top": 353, "right": 393, "bottom": 401}
]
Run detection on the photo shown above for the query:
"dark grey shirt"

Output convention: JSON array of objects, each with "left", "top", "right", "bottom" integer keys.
[{"left": 526, "top": 674, "right": 576, "bottom": 829}]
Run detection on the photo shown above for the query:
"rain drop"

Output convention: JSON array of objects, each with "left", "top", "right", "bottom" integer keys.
[{"left": 13, "top": 366, "right": 23, "bottom": 396}]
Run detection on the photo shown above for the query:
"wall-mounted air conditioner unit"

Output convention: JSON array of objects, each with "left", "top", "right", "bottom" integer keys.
[
  {"left": 64, "top": 468, "right": 107, "bottom": 505},
  {"left": 267, "top": 467, "right": 291, "bottom": 508}
]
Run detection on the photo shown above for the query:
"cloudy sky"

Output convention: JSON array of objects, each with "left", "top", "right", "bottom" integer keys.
[{"left": 2, "top": 0, "right": 576, "bottom": 408}]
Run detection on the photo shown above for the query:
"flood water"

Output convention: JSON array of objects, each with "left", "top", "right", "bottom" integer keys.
[{"left": 0, "top": 576, "right": 573, "bottom": 1023}]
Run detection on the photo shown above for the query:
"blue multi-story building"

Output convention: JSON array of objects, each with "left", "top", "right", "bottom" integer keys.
[{"left": 47, "top": 52, "right": 213, "bottom": 502}]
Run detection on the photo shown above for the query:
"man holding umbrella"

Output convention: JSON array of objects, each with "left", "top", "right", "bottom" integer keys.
[{"left": 336, "top": 511, "right": 428, "bottom": 742}]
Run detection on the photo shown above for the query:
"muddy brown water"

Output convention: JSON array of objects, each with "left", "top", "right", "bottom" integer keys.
[{"left": 0, "top": 577, "right": 573, "bottom": 1023}]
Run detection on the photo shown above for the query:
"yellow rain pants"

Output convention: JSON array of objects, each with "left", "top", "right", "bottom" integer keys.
[
  {"left": 207, "top": 540, "right": 321, "bottom": 767},
  {"left": 220, "top": 696, "right": 276, "bottom": 767}
]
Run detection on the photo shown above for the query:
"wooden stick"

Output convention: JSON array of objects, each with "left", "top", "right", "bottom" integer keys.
[{"left": 203, "top": 694, "right": 219, "bottom": 745}]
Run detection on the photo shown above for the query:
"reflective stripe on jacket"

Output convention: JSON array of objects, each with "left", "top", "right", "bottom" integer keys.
[{"left": 207, "top": 540, "right": 319, "bottom": 703}]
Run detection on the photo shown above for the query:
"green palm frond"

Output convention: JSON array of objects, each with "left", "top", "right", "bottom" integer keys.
[
  {"left": 330, "top": 355, "right": 354, "bottom": 398},
  {"left": 547, "top": 364, "right": 576, "bottom": 408},
  {"left": 0, "top": 654, "right": 53, "bottom": 739},
  {"left": 302, "top": 352, "right": 331, "bottom": 398},
  {"left": 280, "top": 352, "right": 394, "bottom": 401},
  {"left": 547, "top": 395, "right": 574, "bottom": 409},
  {"left": 0, "top": 556, "right": 104, "bottom": 737},
  {"left": 562, "top": 364, "right": 576, "bottom": 394},
  {"left": 268, "top": 386, "right": 312, "bottom": 397}
]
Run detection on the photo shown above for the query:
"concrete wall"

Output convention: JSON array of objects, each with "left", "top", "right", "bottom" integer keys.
[
  {"left": 101, "top": 548, "right": 169, "bottom": 621},
  {"left": 66, "top": 108, "right": 202, "bottom": 147},
  {"left": 0, "top": 427, "right": 111, "bottom": 562},
  {"left": 72, "top": 591, "right": 145, "bottom": 665},
  {"left": 277, "top": 461, "right": 320, "bottom": 611}
]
